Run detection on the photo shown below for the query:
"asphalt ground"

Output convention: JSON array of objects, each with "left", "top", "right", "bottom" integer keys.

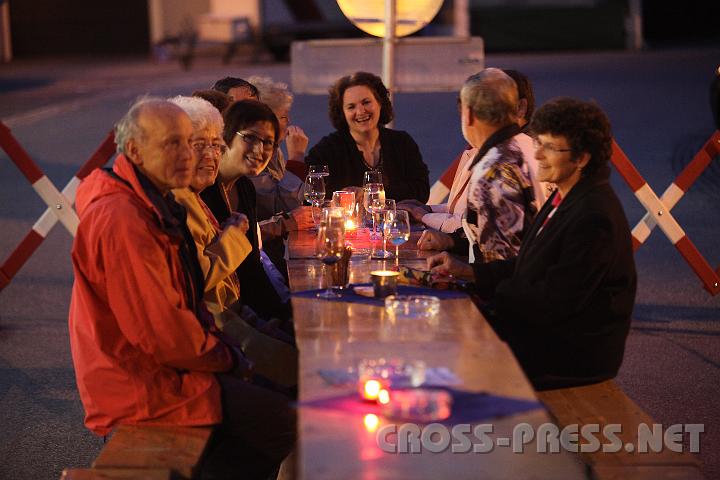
[{"left": 1, "top": 46, "right": 719, "bottom": 479}]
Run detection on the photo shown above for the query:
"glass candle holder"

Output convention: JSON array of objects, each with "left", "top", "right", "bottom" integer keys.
[{"left": 371, "top": 270, "right": 399, "bottom": 298}]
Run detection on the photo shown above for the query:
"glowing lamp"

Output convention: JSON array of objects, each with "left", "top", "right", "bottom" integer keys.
[
  {"left": 377, "top": 388, "right": 391, "bottom": 405},
  {"left": 337, "top": 0, "right": 444, "bottom": 38}
]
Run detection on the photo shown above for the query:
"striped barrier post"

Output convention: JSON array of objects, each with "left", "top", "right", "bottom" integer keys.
[
  {"left": 631, "top": 131, "right": 720, "bottom": 248},
  {"left": 0, "top": 122, "right": 115, "bottom": 291},
  {"left": 611, "top": 138, "right": 720, "bottom": 296}
]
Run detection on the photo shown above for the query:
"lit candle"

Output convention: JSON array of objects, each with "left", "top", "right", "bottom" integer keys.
[
  {"left": 361, "top": 378, "right": 383, "bottom": 401},
  {"left": 370, "top": 270, "right": 399, "bottom": 298}
]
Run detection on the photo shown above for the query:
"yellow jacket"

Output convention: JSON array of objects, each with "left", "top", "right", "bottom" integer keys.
[{"left": 173, "top": 188, "right": 252, "bottom": 313}]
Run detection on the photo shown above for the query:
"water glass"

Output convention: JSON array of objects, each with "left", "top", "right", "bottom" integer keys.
[
  {"left": 304, "top": 174, "right": 325, "bottom": 205},
  {"left": 383, "top": 209, "right": 410, "bottom": 266},
  {"left": 363, "top": 183, "right": 385, "bottom": 239}
]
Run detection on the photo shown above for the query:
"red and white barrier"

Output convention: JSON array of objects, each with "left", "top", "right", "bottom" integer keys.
[
  {"left": 0, "top": 122, "right": 115, "bottom": 291},
  {"left": 611, "top": 137, "right": 720, "bottom": 296}
]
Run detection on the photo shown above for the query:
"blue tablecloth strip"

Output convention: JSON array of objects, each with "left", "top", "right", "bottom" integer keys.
[
  {"left": 298, "top": 388, "right": 542, "bottom": 424},
  {"left": 292, "top": 283, "right": 467, "bottom": 305}
]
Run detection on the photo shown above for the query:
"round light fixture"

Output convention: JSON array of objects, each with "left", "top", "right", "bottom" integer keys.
[{"left": 337, "top": 0, "right": 444, "bottom": 38}]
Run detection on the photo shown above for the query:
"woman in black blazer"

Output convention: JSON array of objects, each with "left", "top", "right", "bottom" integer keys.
[
  {"left": 305, "top": 71, "right": 430, "bottom": 203},
  {"left": 428, "top": 98, "right": 637, "bottom": 390}
]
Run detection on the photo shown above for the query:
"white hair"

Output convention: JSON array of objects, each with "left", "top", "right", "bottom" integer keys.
[
  {"left": 246, "top": 75, "right": 293, "bottom": 113},
  {"left": 167, "top": 95, "right": 224, "bottom": 134},
  {"left": 114, "top": 95, "right": 165, "bottom": 154}
]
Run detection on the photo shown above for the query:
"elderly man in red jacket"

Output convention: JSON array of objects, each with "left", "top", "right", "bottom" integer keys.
[{"left": 68, "top": 98, "right": 295, "bottom": 479}]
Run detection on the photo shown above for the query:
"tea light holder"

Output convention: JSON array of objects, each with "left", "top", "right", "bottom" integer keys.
[{"left": 371, "top": 270, "right": 399, "bottom": 298}]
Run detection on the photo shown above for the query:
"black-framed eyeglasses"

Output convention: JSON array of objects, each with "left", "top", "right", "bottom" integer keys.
[
  {"left": 236, "top": 131, "right": 276, "bottom": 151},
  {"left": 191, "top": 140, "right": 227, "bottom": 155},
  {"left": 532, "top": 138, "right": 573, "bottom": 154}
]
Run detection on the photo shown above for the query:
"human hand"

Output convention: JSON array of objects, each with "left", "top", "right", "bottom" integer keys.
[
  {"left": 417, "top": 229, "right": 454, "bottom": 251},
  {"left": 229, "top": 345, "right": 254, "bottom": 381},
  {"left": 397, "top": 200, "right": 432, "bottom": 222},
  {"left": 426, "top": 251, "right": 474, "bottom": 280},
  {"left": 285, "top": 125, "right": 309, "bottom": 161},
  {"left": 288, "top": 206, "right": 315, "bottom": 231},
  {"left": 224, "top": 212, "right": 249, "bottom": 234}
]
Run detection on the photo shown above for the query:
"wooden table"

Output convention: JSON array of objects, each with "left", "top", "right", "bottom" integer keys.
[{"left": 287, "top": 230, "right": 585, "bottom": 479}]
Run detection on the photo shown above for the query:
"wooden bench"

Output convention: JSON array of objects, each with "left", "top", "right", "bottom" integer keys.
[
  {"left": 60, "top": 425, "right": 213, "bottom": 480},
  {"left": 61, "top": 468, "right": 173, "bottom": 479},
  {"left": 537, "top": 380, "right": 705, "bottom": 480}
]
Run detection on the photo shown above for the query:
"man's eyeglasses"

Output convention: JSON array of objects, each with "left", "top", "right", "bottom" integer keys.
[
  {"left": 191, "top": 140, "right": 227, "bottom": 155},
  {"left": 532, "top": 138, "right": 573, "bottom": 154},
  {"left": 236, "top": 131, "right": 276, "bottom": 151}
]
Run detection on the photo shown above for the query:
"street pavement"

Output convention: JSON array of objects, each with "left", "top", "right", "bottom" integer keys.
[{"left": 1, "top": 46, "right": 719, "bottom": 479}]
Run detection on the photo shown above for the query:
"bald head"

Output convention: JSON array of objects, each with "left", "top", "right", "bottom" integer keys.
[
  {"left": 460, "top": 68, "right": 519, "bottom": 127},
  {"left": 116, "top": 98, "right": 195, "bottom": 193}
]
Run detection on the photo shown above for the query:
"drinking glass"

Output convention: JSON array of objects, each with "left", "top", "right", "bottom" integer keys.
[
  {"left": 304, "top": 175, "right": 325, "bottom": 206},
  {"left": 311, "top": 200, "right": 332, "bottom": 228},
  {"left": 363, "top": 170, "right": 383, "bottom": 186},
  {"left": 332, "top": 190, "right": 356, "bottom": 220},
  {"left": 363, "top": 183, "right": 385, "bottom": 240},
  {"left": 383, "top": 209, "right": 410, "bottom": 266},
  {"left": 315, "top": 216, "right": 345, "bottom": 299},
  {"left": 308, "top": 164, "right": 330, "bottom": 177},
  {"left": 372, "top": 199, "right": 396, "bottom": 259}
]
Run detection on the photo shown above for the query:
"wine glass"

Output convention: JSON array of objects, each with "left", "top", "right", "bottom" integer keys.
[
  {"left": 364, "top": 170, "right": 382, "bottom": 186},
  {"left": 372, "top": 199, "right": 396, "bottom": 260},
  {"left": 304, "top": 174, "right": 325, "bottom": 206},
  {"left": 308, "top": 164, "right": 330, "bottom": 177},
  {"left": 363, "top": 183, "right": 385, "bottom": 240},
  {"left": 315, "top": 217, "right": 345, "bottom": 299},
  {"left": 383, "top": 209, "right": 410, "bottom": 267}
]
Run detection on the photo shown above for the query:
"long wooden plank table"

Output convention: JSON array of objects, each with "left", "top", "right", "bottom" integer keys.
[{"left": 287, "top": 230, "right": 586, "bottom": 479}]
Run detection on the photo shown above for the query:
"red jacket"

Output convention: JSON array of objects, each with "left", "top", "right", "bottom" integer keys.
[{"left": 69, "top": 155, "right": 233, "bottom": 436}]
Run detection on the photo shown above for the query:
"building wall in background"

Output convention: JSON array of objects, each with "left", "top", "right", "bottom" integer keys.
[{"left": 9, "top": 0, "right": 149, "bottom": 57}]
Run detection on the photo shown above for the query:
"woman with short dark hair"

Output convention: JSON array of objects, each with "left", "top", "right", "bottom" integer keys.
[
  {"left": 200, "top": 100, "right": 291, "bottom": 322},
  {"left": 306, "top": 71, "right": 430, "bottom": 202}
]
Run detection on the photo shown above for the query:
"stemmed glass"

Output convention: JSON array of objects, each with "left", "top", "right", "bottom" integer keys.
[
  {"left": 363, "top": 170, "right": 382, "bottom": 186},
  {"left": 309, "top": 164, "right": 330, "bottom": 178},
  {"left": 372, "top": 199, "right": 396, "bottom": 259},
  {"left": 384, "top": 209, "right": 411, "bottom": 267},
  {"left": 363, "top": 183, "right": 385, "bottom": 240},
  {"left": 304, "top": 174, "right": 325, "bottom": 208},
  {"left": 315, "top": 215, "right": 345, "bottom": 299}
]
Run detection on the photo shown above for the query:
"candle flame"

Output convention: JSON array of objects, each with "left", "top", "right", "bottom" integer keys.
[
  {"left": 363, "top": 379, "right": 382, "bottom": 400},
  {"left": 363, "top": 413, "right": 380, "bottom": 432}
]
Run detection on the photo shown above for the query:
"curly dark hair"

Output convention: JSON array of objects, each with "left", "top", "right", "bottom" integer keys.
[
  {"left": 328, "top": 72, "right": 394, "bottom": 131},
  {"left": 222, "top": 99, "right": 280, "bottom": 147},
  {"left": 530, "top": 97, "right": 612, "bottom": 178}
]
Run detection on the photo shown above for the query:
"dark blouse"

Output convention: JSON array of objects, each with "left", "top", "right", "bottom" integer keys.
[
  {"left": 200, "top": 177, "right": 286, "bottom": 320},
  {"left": 305, "top": 127, "right": 430, "bottom": 203}
]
